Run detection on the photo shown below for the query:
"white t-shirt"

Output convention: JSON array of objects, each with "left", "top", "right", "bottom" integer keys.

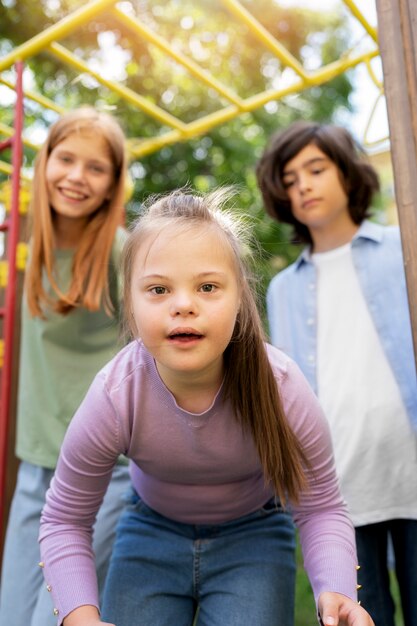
[{"left": 313, "top": 243, "right": 417, "bottom": 526}]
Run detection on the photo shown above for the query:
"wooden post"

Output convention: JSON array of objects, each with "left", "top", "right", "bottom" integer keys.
[{"left": 375, "top": 0, "right": 417, "bottom": 366}]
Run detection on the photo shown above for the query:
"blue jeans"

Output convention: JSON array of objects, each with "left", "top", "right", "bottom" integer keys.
[
  {"left": 356, "top": 519, "right": 417, "bottom": 626},
  {"left": 102, "top": 489, "right": 296, "bottom": 626},
  {"left": 0, "top": 461, "right": 131, "bottom": 626}
]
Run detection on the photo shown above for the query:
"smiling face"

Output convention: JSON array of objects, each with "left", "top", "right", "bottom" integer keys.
[
  {"left": 282, "top": 143, "right": 358, "bottom": 251},
  {"left": 130, "top": 223, "right": 241, "bottom": 391},
  {"left": 46, "top": 131, "right": 115, "bottom": 230}
]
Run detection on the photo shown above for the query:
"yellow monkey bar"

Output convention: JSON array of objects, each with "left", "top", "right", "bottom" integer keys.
[{"left": 0, "top": 0, "right": 380, "bottom": 164}]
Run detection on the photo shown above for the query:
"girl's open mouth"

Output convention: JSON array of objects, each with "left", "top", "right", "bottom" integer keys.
[{"left": 168, "top": 330, "right": 203, "bottom": 342}]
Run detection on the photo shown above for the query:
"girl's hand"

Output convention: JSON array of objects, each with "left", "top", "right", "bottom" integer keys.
[
  {"left": 318, "top": 592, "right": 375, "bottom": 626},
  {"left": 63, "top": 605, "right": 115, "bottom": 626}
]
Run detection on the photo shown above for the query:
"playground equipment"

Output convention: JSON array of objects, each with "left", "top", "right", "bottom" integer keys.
[
  {"left": 1, "top": 0, "right": 416, "bottom": 549},
  {"left": 0, "top": 0, "right": 380, "bottom": 165},
  {"left": 0, "top": 61, "right": 24, "bottom": 548}
]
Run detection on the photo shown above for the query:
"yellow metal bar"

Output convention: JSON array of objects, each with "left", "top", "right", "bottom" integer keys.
[
  {"left": 342, "top": 0, "right": 378, "bottom": 42},
  {"left": 127, "top": 135, "right": 181, "bottom": 158},
  {"left": 0, "top": 0, "right": 380, "bottom": 161},
  {"left": 365, "top": 58, "right": 383, "bottom": 90},
  {"left": 0, "top": 0, "right": 117, "bottom": 71},
  {"left": 0, "top": 161, "right": 31, "bottom": 182},
  {"left": 363, "top": 90, "right": 388, "bottom": 148},
  {"left": 308, "top": 47, "right": 379, "bottom": 84},
  {"left": 0, "top": 161, "right": 13, "bottom": 176},
  {"left": 111, "top": 7, "right": 245, "bottom": 109},
  {"left": 49, "top": 43, "right": 188, "bottom": 132},
  {"left": 0, "top": 123, "right": 39, "bottom": 152},
  {"left": 129, "top": 47, "right": 380, "bottom": 158},
  {"left": 0, "top": 123, "right": 13, "bottom": 139},
  {"left": 0, "top": 77, "right": 65, "bottom": 114},
  {"left": 220, "top": 0, "right": 309, "bottom": 81}
]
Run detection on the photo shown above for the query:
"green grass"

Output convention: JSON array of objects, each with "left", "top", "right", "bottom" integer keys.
[{"left": 294, "top": 535, "right": 405, "bottom": 626}]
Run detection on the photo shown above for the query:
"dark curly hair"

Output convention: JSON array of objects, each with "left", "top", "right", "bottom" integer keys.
[{"left": 256, "top": 120, "right": 380, "bottom": 244}]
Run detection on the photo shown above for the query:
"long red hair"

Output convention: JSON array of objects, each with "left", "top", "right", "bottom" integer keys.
[{"left": 25, "top": 106, "right": 127, "bottom": 316}]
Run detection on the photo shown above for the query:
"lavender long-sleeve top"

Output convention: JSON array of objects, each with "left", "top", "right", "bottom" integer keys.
[{"left": 39, "top": 340, "right": 358, "bottom": 623}]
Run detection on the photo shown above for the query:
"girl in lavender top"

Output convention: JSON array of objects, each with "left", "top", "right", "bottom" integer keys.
[{"left": 39, "top": 188, "right": 374, "bottom": 626}]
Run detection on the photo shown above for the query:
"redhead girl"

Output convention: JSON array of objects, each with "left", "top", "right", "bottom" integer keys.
[
  {"left": 40, "top": 189, "right": 374, "bottom": 626},
  {"left": 0, "top": 107, "right": 131, "bottom": 626}
]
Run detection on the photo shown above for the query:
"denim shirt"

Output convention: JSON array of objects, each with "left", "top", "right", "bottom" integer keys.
[{"left": 266, "top": 220, "right": 417, "bottom": 431}]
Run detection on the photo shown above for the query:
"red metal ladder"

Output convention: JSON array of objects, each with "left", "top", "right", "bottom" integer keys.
[{"left": 0, "top": 60, "right": 24, "bottom": 538}]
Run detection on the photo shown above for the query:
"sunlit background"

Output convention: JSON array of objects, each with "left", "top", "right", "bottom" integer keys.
[{"left": 0, "top": 0, "right": 396, "bottom": 271}]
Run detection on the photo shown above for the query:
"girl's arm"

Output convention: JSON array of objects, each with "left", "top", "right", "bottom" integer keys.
[{"left": 39, "top": 372, "right": 126, "bottom": 625}]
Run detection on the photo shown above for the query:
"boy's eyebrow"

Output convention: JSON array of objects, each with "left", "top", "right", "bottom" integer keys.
[{"left": 283, "top": 156, "right": 327, "bottom": 176}]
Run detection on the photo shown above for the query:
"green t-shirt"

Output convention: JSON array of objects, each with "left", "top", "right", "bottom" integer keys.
[{"left": 15, "top": 227, "right": 127, "bottom": 469}]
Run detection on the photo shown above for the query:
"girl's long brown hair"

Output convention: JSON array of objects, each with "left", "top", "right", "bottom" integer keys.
[
  {"left": 26, "top": 106, "right": 127, "bottom": 317},
  {"left": 123, "top": 189, "right": 308, "bottom": 504}
]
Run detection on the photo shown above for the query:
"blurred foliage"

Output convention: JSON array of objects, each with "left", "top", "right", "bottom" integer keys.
[{"left": 0, "top": 0, "right": 359, "bottom": 329}]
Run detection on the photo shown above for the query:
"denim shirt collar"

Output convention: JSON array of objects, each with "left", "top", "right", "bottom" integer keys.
[{"left": 294, "top": 219, "right": 384, "bottom": 270}]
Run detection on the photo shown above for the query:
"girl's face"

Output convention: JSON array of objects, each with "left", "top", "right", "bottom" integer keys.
[
  {"left": 130, "top": 224, "right": 241, "bottom": 390},
  {"left": 46, "top": 131, "right": 115, "bottom": 223},
  {"left": 282, "top": 143, "right": 355, "bottom": 248}
]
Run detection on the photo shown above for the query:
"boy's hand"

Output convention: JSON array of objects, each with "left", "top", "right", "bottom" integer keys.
[
  {"left": 63, "top": 605, "right": 115, "bottom": 626},
  {"left": 318, "top": 592, "right": 375, "bottom": 626}
]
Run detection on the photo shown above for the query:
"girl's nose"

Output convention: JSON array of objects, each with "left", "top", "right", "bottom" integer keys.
[
  {"left": 170, "top": 293, "right": 196, "bottom": 316},
  {"left": 67, "top": 162, "right": 86, "bottom": 182}
]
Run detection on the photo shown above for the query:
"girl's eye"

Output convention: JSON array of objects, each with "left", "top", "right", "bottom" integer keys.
[
  {"left": 150, "top": 286, "right": 167, "bottom": 295},
  {"left": 312, "top": 168, "right": 324, "bottom": 175},
  {"left": 59, "top": 155, "right": 72, "bottom": 164},
  {"left": 90, "top": 164, "right": 106, "bottom": 174},
  {"left": 200, "top": 284, "right": 216, "bottom": 293},
  {"left": 282, "top": 179, "right": 294, "bottom": 189}
]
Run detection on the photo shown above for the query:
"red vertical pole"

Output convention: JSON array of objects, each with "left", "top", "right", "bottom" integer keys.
[{"left": 0, "top": 61, "right": 24, "bottom": 527}]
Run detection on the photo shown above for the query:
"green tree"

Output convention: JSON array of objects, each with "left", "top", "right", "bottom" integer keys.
[{"left": 1, "top": 0, "right": 355, "bottom": 313}]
